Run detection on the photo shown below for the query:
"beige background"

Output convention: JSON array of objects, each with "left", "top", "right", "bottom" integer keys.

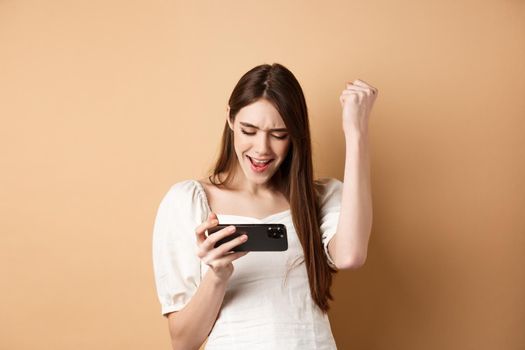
[{"left": 1, "top": 0, "right": 524, "bottom": 349}]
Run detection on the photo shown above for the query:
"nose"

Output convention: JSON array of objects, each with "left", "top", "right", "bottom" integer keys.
[{"left": 254, "top": 133, "right": 271, "bottom": 156}]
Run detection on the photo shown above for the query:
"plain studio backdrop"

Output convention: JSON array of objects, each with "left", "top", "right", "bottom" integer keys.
[{"left": 1, "top": 1, "right": 524, "bottom": 349}]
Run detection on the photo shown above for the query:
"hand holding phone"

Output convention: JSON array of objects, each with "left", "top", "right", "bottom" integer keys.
[{"left": 194, "top": 213, "right": 249, "bottom": 281}]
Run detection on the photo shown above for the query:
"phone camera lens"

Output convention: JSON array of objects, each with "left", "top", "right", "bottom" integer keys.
[{"left": 267, "top": 227, "right": 279, "bottom": 238}]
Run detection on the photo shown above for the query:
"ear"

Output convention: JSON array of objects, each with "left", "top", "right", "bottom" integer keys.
[{"left": 226, "top": 105, "right": 233, "bottom": 131}]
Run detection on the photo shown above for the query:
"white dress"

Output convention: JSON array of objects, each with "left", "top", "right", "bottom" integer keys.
[{"left": 152, "top": 178, "right": 343, "bottom": 349}]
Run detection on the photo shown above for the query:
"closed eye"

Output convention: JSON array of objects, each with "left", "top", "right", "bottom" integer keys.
[{"left": 241, "top": 129, "right": 288, "bottom": 140}]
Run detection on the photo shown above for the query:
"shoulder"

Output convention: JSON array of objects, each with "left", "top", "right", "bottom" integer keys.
[
  {"left": 160, "top": 179, "right": 205, "bottom": 211},
  {"left": 167, "top": 179, "right": 201, "bottom": 195},
  {"left": 314, "top": 177, "right": 343, "bottom": 207}
]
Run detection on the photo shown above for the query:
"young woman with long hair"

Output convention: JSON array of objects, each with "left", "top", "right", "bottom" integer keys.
[{"left": 152, "top": 63, "right": 377, "bottom": 349}]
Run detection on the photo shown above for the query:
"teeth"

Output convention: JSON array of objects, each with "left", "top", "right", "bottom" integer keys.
[{"left": 250, "top": 157, "right": 271, "bottom": 165}]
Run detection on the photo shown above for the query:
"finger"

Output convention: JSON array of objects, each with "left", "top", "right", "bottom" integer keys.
[
  {"left": 195, "top": 214, "right": 217, "bottom": 234},
  {"left": 351, "top": 79, "right": 372, "bottom": 87},
  {"left": 351, "top": 80, "right": 378, "bottom": 95},
  {"left": 345, "top": 84, "right": 369, "bottom": 92},
  {"left": 224, "top": 251, "right": 249, "bottom": 264},
  {"left": 195, "top": 226, "right": 207, "bottom": 244},
  {"left": 341, "top": 90, "right": 363, "bottom": 104},
  {"left": 342, "top": 90, "right": 366, "bottom": 98},
  {"left": 345, "top": 84, "right": 374, "bottom": 97},
  {"left": 195, "top": 214, "right": 219, "bottom": 244},
  {"left": 205, "top": 227, "right": 248, "bottom": 257},
  {"left": 207, "top": 234, "right": 248, "bottom": 260},
  {"left": 203, "top": 225, "right": 237, "bottom": 250},
  {"left": 211, "top": 251, "right": 249, "bottom": 267}
]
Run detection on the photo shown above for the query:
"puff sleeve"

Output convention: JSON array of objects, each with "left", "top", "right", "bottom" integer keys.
[
  {"left": 152, "top": 180, "right": 210, "bottom": 316},
  {"left": 317, "top": 178, "right": 343, "bottom": 269}
]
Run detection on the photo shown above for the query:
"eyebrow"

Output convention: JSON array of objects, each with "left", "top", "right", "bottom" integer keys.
[{"left": 239, "top": 122, "right": 288, "bottom": 132}]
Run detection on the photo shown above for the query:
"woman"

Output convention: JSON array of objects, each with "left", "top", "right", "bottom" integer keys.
[{"left": 152, "top": 63, "right": 377, "bottom": 349}]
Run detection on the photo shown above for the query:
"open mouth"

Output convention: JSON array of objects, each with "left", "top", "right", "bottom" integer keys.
[{"left": 247, "top": 156, "right": 274, "bottom": 172}]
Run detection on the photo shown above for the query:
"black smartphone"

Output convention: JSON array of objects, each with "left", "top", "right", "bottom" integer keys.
[{"left": 207, "top": 224, "right": 288, "bottom": 252}]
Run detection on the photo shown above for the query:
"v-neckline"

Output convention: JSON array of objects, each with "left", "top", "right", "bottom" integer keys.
[{"left": 192, "top": 180, "right": 291, "bottom": 221}]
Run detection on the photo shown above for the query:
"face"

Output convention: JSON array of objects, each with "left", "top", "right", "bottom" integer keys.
[{"left": 228, "top": 98, "right": 291, "bottom": 186}]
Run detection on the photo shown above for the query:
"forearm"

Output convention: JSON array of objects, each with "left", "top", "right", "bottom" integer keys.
[
  {"left": 168, "top": 270, "right": 227, "bottom": 349},
  {"left": 331, "top": 132, "right": 373, "bottom": 268}
]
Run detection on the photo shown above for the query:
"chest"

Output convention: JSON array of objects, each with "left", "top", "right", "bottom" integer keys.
[{"left": 204, "top": 184, "right": 290, "bottom": 219}]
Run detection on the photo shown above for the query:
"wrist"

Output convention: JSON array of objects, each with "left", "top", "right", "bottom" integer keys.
[
  {"left": 205, "top": 268, "right": 230, "bottom": 287},
  {"left": 343, "top": 123, "right": 368, "bottom": 136},
  {"left": 344, "top": 129, "right": 369, "bottom": 144}
]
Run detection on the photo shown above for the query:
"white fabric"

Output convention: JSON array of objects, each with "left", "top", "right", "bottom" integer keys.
[{"left": 152, "top": 178, "right": 343, "bottom": 350}]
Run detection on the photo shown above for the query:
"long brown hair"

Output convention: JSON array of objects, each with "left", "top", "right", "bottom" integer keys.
[{"left": 209, "top": 63, "right": 336, "bottom": 312}]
